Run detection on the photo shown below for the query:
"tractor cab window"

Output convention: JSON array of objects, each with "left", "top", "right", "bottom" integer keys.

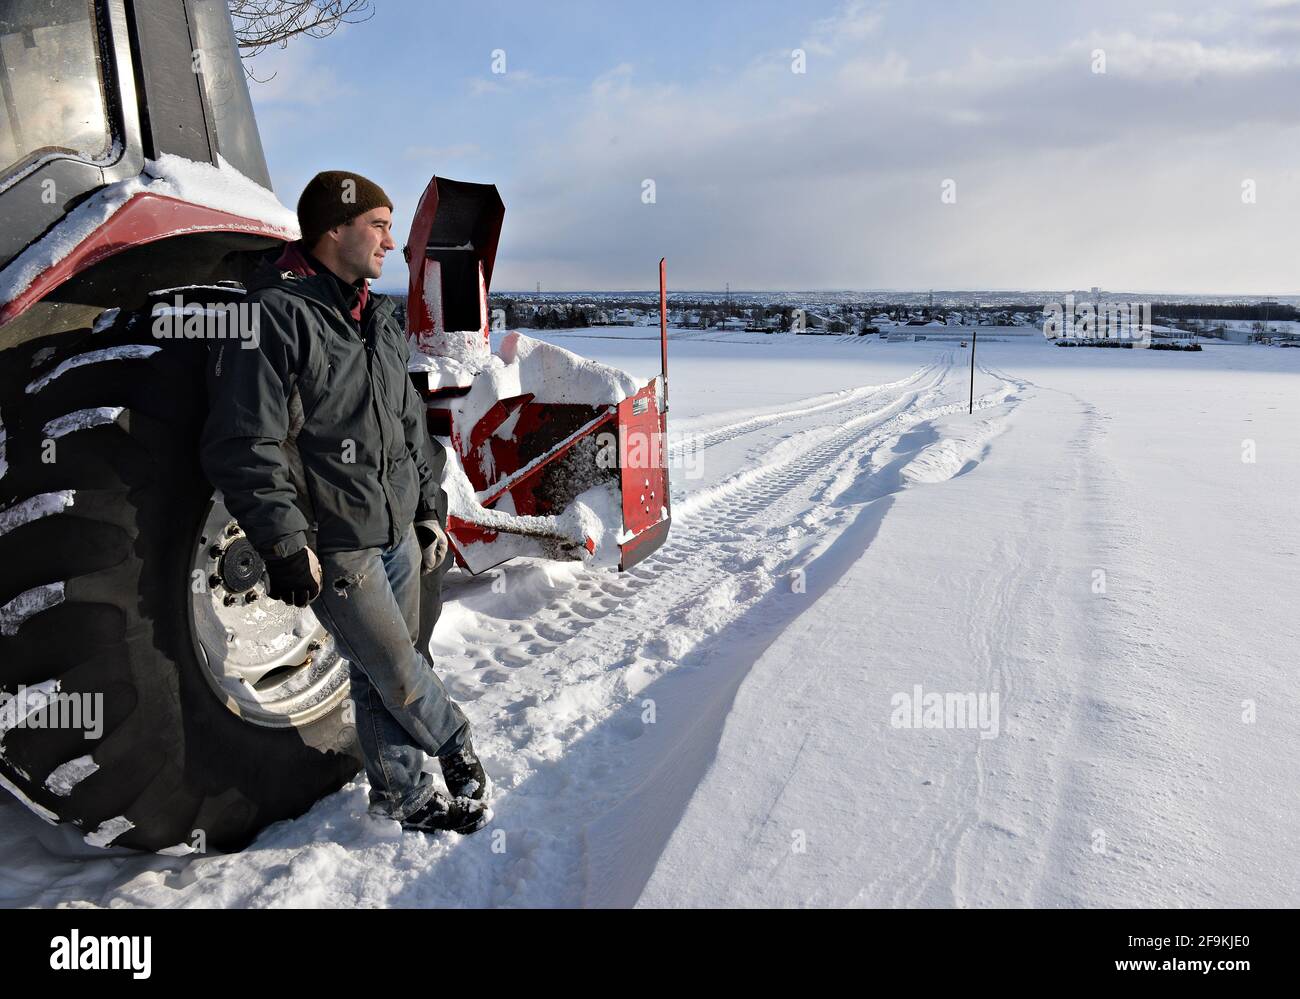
[{"left": 0, "top": 0, "right": 112, "bottom": 178}]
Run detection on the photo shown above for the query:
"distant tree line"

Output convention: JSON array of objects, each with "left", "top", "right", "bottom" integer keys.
[
  {"left": 1154, "top": 303, "right": 1299, "bottom": 322},
  {"left": 390, "top": 292, "right": 1049, "bottom": 332}
]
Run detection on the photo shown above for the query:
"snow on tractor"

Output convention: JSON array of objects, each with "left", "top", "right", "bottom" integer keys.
[{"left": 0, "top": 0, "right": 669, "bottom": 852}]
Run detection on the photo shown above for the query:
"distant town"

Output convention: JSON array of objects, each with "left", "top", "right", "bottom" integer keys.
[{"left": 381, "top": 289, "right": 1300, "bottom": 343}]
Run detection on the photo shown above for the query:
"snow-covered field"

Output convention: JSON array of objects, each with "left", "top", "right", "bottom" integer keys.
[{"left": 2, "top": 329, "right": 1296, "bottom": 907}]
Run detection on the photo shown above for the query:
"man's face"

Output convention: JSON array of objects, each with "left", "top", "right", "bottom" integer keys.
[{"left": 333, "top": 206, "right": 397, "bottom": 281}]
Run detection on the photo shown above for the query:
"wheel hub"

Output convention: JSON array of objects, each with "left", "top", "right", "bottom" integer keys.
[
  {"left": 218, "top": 536, "right": 264, "bottom": 594},
  {"left": 189, "top": 494, "right": 350, "bottom": 728}
]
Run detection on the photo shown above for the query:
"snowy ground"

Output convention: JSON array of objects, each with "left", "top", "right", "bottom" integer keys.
[{"left": 2, "top": 329, "right": 1296, "bottom": 907}]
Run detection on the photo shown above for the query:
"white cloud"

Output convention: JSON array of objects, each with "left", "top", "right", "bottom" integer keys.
[
  {"left": 488, "top": 5, "right": 1300, "bottom": 293},
  {"left": 1082, "top": 32, "right": 1291, "bottom": 79},
  {"left": 836, "top": 52, "right": 910, "bottom": 91},
  {"left": 804, "top": 0, "right": 885, "bottom": 56}
]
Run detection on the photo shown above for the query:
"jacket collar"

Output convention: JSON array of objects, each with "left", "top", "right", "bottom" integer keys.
[
  {"left": 277, "top": 242, "right": 369, "bottom": 319},
  {"left": 262, "top": 242, "right": 395, "bottom": 326}
]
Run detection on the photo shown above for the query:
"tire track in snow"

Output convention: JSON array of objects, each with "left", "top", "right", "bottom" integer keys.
[
  {"left": 422, "top": 351, "right": 1028, "bottom": 906},
  {"left": 666, "top": 363, "right": 939, "bottom": 462},
  {"left": 475, "top": 352, "right": 1009, "bottom": 685},
  {"left": 447, "top": 363, "right": 951, "bottom": 671},
  {"left": 966, "top": 361, "right": 1223, "bottom": 907},
  {"left": 643, "top": 359, "right": 1027, "bottom": 906},
  {"left": 843, "top": 361, "right": 1032, "bottom": 907}
]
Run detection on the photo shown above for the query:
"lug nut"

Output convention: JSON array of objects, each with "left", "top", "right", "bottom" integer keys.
[
  {"left": 223, "top": 594, "right": 239, "bottom": 607},
  {"left": 209, "top": 544, "right": 224, "bottom": 559},
  {"left": 209, "top": 574, "right": 222, "bottom": 589},
  {"left": 226, "top": 523, "right": 242, "bottom": 537},
  {"left": 244, "top": 592, "right": 258, "bottom": 604}
]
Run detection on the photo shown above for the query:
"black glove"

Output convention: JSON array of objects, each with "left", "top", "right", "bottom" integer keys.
[
  {"left": 263, "top": 548, "right": 321, "bottom": 607},
  {"left": 414, "top": 519, "right": 450, "bottom": 575}
]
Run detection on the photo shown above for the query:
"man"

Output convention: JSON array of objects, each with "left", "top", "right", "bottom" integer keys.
[{"left": 201, "top": 170, "right": 491, "bottom": 835}]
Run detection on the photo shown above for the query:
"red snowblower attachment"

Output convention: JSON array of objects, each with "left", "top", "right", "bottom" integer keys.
[{"left": 404, "top": 176, "right": 670, "bottom": 574}]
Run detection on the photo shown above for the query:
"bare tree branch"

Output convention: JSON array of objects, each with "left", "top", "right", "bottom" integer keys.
[{"left": 229, "top": 0, "right": 375, "bottom": 81}]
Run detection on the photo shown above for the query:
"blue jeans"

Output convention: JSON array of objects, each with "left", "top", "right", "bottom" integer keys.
[{"left": 312, "top": 525, "right": 469, "bottom": 821}]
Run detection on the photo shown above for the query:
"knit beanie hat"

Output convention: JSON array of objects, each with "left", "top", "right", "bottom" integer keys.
[{"left": 296, "top": 170, "right": 394, "bottom": 248}]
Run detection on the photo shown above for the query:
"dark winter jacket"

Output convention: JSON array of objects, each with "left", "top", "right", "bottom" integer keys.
[{"left": 200, "top": 245, "right": 448, "bottom": 558}]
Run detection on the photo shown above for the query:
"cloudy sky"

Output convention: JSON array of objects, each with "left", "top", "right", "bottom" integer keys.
[{"left": 244, "top": 0, "right": 1300, "bottom": 295}]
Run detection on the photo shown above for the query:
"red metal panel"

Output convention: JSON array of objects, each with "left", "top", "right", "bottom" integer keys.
[
  {"left": 620, "top": 517, "right": 670, "bottom": 570},
  {"left": 0, "top": 192, "right": 292, "bottom": 327},
  {"left": 484, "top": 405, "right": 615, "bottom": 510},
  {"left": 617, "top": 258, "right": 672, "bottom": 570},
  {"left": 618, "top": 378, "right": 669, "bottom": 538},
  {"left": 467, "top": 395, "right": 534, "bottom": 454},
  {"left": 405, "top": 176, "right": 441, "bottom": 345},
  {"left": 403, "top": 175, "right": 504, "bottom": 350}
]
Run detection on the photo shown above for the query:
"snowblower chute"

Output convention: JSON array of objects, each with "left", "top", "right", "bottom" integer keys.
[{"left": 404, "top": 176, "right": 671, "bottom": 574}]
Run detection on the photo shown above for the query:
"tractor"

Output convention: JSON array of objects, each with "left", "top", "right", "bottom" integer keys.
[{"left": 0, "top": 0, "right": 669, "bottom": 852}]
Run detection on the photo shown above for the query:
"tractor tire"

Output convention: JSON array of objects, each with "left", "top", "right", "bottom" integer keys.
[{"left": 0, "top": 297, "right": 363, "bottom": 853}]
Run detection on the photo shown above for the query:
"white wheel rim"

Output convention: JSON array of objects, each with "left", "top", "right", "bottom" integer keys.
[{"left": 188, "top": 493, "right": 350, "bottom": 728}]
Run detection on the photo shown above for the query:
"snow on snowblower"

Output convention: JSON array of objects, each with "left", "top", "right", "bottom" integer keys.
[
  {"left": 403, "top": 176, "right": 670, "bottom": 575},
  {"left": 0, "top": 0, "right": 668, "bottom": 852}
]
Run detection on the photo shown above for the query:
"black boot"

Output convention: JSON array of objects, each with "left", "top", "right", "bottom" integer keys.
[
  {"left": 439, "top": 735, "right": 491, "bottom": 802},
  {"left": 400, "top": 790, "right": 491, "bottom": 835}
]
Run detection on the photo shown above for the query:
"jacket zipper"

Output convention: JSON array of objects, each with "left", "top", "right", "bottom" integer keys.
[{"left": 359, "top": 308, "right": 400, "bottom": 548}]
